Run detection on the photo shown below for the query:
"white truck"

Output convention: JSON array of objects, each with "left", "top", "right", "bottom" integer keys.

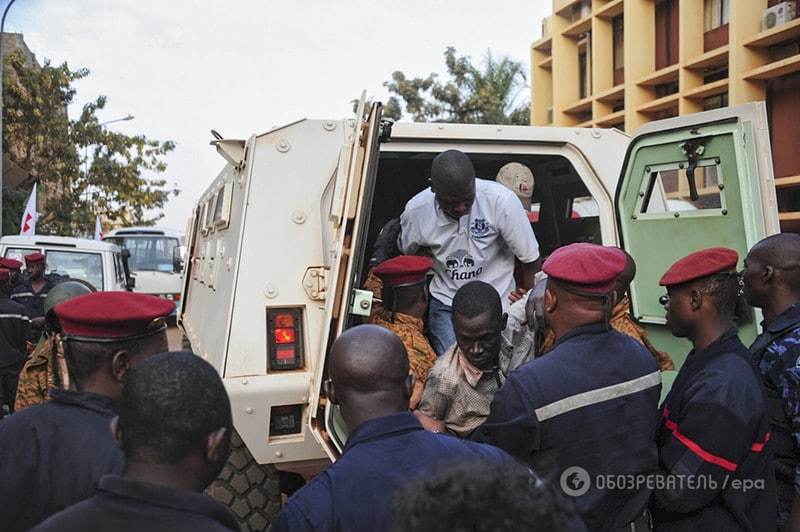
[
  {"left": 179, "top": 97, "right": 779, "bottom": 530},
  {"left": 103, "top": 227, "right": 185, "bottom": 313},
  {"left": 0, "top": 235, "right": 131, "bottom": 292}
]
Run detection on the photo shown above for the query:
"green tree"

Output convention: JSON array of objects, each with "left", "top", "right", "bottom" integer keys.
[
  {"left": 2, "top": 50, "right": 178, "bottom": 235},
  {"left": 382, "top": 47, "right": 530, "bottom": 125}
]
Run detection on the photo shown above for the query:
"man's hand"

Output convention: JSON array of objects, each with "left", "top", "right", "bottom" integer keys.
[
  {"left": 369, "top": 218, "right": 401, "bottom": 268},
  {"left": 508, "top": 287, "right": 527, "bottom": 303},
  {"left": 413, "top": 410, "right": 446, "bottom": 433}
]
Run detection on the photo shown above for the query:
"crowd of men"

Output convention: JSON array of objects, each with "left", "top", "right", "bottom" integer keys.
[{"left": 0, "top": 148, "right": 798, "bottom": 532}]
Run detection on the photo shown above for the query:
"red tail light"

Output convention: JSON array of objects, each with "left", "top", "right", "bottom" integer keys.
[{"left": 267, "top": 309, "right": 304, "bottom": 371}]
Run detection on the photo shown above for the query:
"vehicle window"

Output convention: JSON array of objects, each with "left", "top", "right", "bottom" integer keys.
[
  {"left": 640, "top": 163, "right": 723, "bottom": 215},
  {"left": 205, "top": 198, "right": 215, "bottom": 228},
  {"left": 213, "top": 187, "right": 225, "bottom": 221},
  {"left": 114, "top": 252, "right": 127, "bottom": 285},
  {"left": 569, "top": 196, "right": 599, "bottom": 219},
  {"left": 5, "top": 247, "right": 38, "bottom": 262},
  {"left": 46, "top": 250, "right": 103, "bottom": 290},
  {"left": 117, "top": 236, "right": 180, "bottom": 273}
]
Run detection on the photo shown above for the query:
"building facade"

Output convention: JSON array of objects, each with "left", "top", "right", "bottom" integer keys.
[{"left": 531, "top": 0, "right": 800, "bottom": 231}]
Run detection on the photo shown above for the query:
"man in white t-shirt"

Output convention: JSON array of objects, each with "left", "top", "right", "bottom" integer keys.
[{"left": 398, "top": 150, "right": 540, "bottom": 355}]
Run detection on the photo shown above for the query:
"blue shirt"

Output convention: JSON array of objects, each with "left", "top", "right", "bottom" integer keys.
[
  {"left": 272, "top": 411, "right": 517, "bottom": 532},
  {"left": 655, "top": 329, "right": 775, "bottom": 531},
  {"left": 0, "top": 389, "right": 125, "bottom": 532},
  {"left": 750, "top": 303, "right": 800, "bottom": 526},
  {"left": 32, "top": 475, "right": 239, "bottom": 532},
  {"left": 472, "top": 323, "right": 662, "bottom": 531}
]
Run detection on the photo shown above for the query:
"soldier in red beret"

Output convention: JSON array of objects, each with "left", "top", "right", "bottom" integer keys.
[
  {"left": 11, "top": 252, "right": 59, "bottom": 324},
  {"left": 651, "top": 247, "right": 774, "bottom": 530},
  {"left": 0, "top": 292, "right": 174, "bottom": 532},
  {"left": 472, "top": 243, "right": 661, "bottom": 531},
  {"left": 0, "top": 268, "right": 32, "bottom": 417},
  {"left": 0, "top": 257, "right": 25, "bottom": 290},
  {"left": 370, "top": 256, "right": 437, "bottom": 409}
]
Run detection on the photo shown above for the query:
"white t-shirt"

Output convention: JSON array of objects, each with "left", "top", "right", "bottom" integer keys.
[{"left": 399, "top": 178, "right": 540, "bottom": 308}]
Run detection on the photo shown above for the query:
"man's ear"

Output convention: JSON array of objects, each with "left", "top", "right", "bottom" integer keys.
[
  {"left": 404, "top": 374, "right": 416, "bottom": 400},
  {"left": 544, "top": 288, "right": 557, "bottom": 313},
  {"left": 763, "top": 265, "right": 775, "bottom": 284},
  {"left": 110, "top": 416, "right": 123, "bottom": 449},
  {"left": 324, "top": 378, "right": 338, "bottom": 405},
  {"left": 689, "top": 289, "right": 703, "bottom": 311},
  {"left": 111, "top": 350, "right": 132, "bottom": 383},
  {"left": 205, "top": 427, "right": 228, "bottom": 463}
]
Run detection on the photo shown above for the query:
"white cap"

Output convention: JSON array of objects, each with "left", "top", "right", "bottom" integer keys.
[{"left": 496, "top": 162, "right": 535, "bottom": 210}]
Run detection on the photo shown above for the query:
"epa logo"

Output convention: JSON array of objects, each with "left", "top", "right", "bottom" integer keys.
[{"left": 560, "top": 466, "right": 591, "bottom": 497}]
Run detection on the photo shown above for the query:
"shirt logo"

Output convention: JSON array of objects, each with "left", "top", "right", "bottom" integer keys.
[
  {"left": 445, "top": 249, "right": 483, "bottom": 281},
  {"left": 470, "top": 218, "right": 494, "bottom": 238}
]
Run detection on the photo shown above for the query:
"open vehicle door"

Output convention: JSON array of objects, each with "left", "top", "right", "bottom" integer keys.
[
  {"left": 615, "top": 102, "right": 779, "bottom": 393},
  {"left": 308, "top": 96, "right": 384, "bottom": 459}
]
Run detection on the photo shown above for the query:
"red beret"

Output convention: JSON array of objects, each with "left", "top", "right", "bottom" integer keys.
[
  {"left": 543, "top": 243, "right": 627, "bottom": 295},
  {"left": 373, "top": 256, "right": 433, "bottom": 288},
  {"left": 659, "top": 247, "right": 738, "bottom": 287},
  {"left": 55, "top": 292, "right": 175, "bottom": 339},
  {"left": 0, "top": 269, "right": 9, "bottom": 281},
  {"left": 0, "top": 258, "right": 22, "bottom": 270},
  {"left": 25, "top": 252, "right": 45, "bottom": 264}
]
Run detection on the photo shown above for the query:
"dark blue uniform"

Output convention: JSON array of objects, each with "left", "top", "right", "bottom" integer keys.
[
  {"left": 0, "top": 296, "right": 31, "bottom": 413},
  {"left": 31, "top": 475, "right": 239, "bottom": 532},
  {"left": 272, "top": 411, "right": 519, "bottom": 532},
  {"left": 11, "top": 276, "right": 58, "bottom": 320},
  {"left": 0, "top": 388, "right": 125, "bottom": 531},
  {"left": 750, "top": 303, "right": 800, "bottom": 529},
  {"left": 653, "top": 329, "right": 775, "bottom": 530},
  {"left": 472, "top": 323, "right": 662, "bottom": 531}
]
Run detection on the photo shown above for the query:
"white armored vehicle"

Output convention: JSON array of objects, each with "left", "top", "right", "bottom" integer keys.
[{"left": 179, "top": 97, "right": 780, "bottom": 529}]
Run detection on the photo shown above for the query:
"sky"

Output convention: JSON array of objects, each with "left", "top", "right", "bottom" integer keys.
[{"left": 8, "top": 0, "right": 551, "bottom": 231}]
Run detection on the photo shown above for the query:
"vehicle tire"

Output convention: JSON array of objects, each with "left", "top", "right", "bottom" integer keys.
[{"left": 208, "top": 430, "right": 282, "bottom": 531}]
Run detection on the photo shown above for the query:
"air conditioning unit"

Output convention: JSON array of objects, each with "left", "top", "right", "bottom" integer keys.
[{"left": 762, "top": 2, "right": 797, "bottom": 31}]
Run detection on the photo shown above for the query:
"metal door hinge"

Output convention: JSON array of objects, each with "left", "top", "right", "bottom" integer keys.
[{"left": 302, "top": 267, "right": 329, "bottom": 301}]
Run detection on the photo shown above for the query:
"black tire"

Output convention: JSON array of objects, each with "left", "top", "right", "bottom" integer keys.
[{"left": 208, "top": 430, "right": 282, "bottom": 531}]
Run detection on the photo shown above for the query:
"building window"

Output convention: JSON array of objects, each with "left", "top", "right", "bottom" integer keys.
[
  {"left": 571, "top": 0, "right": 591, "bottom": 22},
  {"left": 703, "top": 93, "right": 729, "bottom": 111},
  {"left": 704, "top": 0, "right": 729, "bottom": 32},
  {"left": 613, "top": 16, "right": 624, "bottom": 72},
  {"left": 579, "top": 50, "right": 588, "bottom": 99},
  {"left": 655, "top": 0, "right": 679, "bottom": 70}
]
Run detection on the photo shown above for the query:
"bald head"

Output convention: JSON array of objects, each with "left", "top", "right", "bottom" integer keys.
[
  {"left": 430, "top": 150, "right": 476, "bottom": 219},
  {"left": 750, "top": 234, "right": 800, "bottom": 273},
  {"left": 744, "top": 233, "right": 800, "bottom": 314},
  {"left": 327, "top": 325, "right": 412, "bottom": 429},
  {"left": 431, "top": 150, "right": 475, "bottom": 191}
]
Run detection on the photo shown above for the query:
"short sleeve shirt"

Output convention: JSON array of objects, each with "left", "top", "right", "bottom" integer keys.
[{"left": 399, "top": 178, "right": 539, "bottom": 308}]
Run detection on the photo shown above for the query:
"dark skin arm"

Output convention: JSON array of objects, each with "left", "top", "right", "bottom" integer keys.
[{"left": 509, "top": 258, "right": 541, "bottom": 303}]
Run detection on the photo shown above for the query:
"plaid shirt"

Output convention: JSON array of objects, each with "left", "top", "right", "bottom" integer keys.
[{"left": 417, "top": 328, "right": 536, "bottom": 438}]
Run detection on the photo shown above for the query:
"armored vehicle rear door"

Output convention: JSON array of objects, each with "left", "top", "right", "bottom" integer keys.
[
  {"left": 308, "top": 98, "right": 384, "bottom": 458},
  {"left": 615, "top": 102, "right": 779, "bottom": 393}
]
